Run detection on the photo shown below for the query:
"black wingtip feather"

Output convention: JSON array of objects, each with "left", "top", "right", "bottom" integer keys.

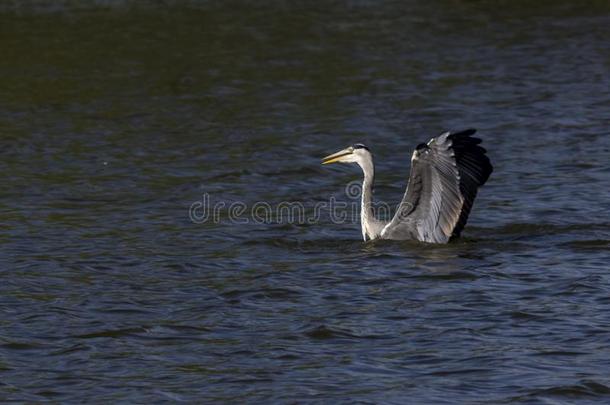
[
  {"left": 448, "top": 129, "right": 493, "bottom": 187},
  {"left": 451, "top": 128, "right": 477, "bottom": 138},
  {"left": 447, "top": 129, "right": 493, "bottom": 238}
]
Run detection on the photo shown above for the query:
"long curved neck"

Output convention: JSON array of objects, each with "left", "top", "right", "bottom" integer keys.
[{"left": 359, "top": 156, "right": 380, "bottom": 241}]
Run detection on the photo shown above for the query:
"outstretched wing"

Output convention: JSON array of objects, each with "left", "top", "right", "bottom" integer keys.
[{"left": 381, "top": 129, "right": 492, "bottom": 243}]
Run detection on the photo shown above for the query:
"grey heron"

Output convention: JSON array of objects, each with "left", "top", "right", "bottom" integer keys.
[{"left": 322, "top": 129, "right": 493, "bottom": 243}]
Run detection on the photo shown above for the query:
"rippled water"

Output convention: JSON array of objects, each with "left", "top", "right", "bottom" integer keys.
[{"left": 2, "top": 1, "right": 610, "bottom": 402}]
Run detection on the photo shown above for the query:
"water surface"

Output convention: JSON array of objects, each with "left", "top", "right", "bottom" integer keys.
[{"left": 1, "top": 1, "right": 610, "bottom": 402}]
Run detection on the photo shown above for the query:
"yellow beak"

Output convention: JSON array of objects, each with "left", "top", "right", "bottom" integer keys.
[{"left": 321, "top": 147, "right": 353, "bottom": 165}]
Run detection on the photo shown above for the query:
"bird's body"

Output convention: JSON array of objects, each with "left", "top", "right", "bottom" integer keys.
[{"left": 322, "top": 129, "right": 493, "bottom": 243}]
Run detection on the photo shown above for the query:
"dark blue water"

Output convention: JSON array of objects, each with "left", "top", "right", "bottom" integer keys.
[{"left": 1, "top": 1, "right": 610, "bottom": 402}]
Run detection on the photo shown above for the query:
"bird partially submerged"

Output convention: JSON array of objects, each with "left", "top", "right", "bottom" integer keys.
[{"left": 322, "top": 129, "right": 492, "bottom": 243}]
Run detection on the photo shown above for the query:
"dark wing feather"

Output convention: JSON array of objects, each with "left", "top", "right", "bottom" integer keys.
[{"left": 382, "top": 129, "right": 492, "bottom": 243}]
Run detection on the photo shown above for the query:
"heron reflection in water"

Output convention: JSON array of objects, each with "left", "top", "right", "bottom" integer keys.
[{"left": 322, "top": 129, "right": 493, "bottom": 243}]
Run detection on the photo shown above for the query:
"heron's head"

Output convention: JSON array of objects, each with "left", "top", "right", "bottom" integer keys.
[{"left": 321, "top": 143, "right": 371, "bottom": 165}]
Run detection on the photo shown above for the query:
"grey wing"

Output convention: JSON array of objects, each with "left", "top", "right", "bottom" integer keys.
[{"left": 381, "top": 129, "right": 493, "bottom": 243}]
